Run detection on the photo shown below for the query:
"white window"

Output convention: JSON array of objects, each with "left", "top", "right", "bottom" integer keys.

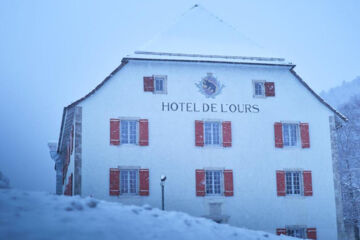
[
  {"left": 282, "top": 123, "right": 299, "bottom": 147},
  {"left": 253, "top": 80, "right": 265, "bottom": 97},
  {"left": 204, "top": 121, "right": 221, "bottom": 145},
  {"left": 120, "top": 120, "right": 138, "bottom": 144},
  {"left": 285, "top": 171, "right": 302, "bottom": 195},
  {"left": 205, "top": 170, "right": 223, "bottom": 195},
  {"left": 120, "top": 169, "right": 138, "bottom": 194},
  {"left": 286, "top": 226, "right": 306, "bottom": 238},
  {"left": 154, "top": 75, "right": 167, "bottom": 94}
]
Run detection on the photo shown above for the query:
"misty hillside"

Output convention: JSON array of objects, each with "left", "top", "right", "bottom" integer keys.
[
  {"left": 0, "top": 189, "right": 293, "bottom": 240},
  {"left": 320, "top": 76, "right": 360, "bottom": 108}
]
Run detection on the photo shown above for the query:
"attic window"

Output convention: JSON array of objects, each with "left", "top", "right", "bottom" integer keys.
[
  {"left": 252, "top": 80, "right": 275, "bottom": 97},
  {"left": 154, "top": 75, "right": 167, "bottom": 94},
  {"left": 143, "top": 75, "right": 167, "bottom": 94},
  {"left": 253, "top": 80, "right": 265, "bottom": 97}
]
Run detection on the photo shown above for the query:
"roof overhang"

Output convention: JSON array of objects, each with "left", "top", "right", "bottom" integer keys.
[{"left": 125, "top": 51, "right": 295, "bottom": 68}]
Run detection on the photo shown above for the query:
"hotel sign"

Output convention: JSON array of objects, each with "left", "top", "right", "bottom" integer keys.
[{"left": 162, "top": 102, "right": 260, "bottom": 113}]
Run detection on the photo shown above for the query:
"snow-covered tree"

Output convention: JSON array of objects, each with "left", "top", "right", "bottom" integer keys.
[{"left": 336, "top": 95, "right": 360, "bottom": 239}]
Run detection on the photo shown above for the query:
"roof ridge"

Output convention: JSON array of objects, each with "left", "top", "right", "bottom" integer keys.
[{"left": 133, "top": 51, "right": 285, "bottom": 62}]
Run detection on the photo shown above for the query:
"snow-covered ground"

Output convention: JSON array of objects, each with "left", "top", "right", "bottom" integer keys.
[{"left": 0, "top": 189, "right": 296, "bottom": 240}]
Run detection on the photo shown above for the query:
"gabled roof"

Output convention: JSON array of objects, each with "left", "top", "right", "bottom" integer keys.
[{"left": 138, "top": 4, "right": 277, "bottom": 58}]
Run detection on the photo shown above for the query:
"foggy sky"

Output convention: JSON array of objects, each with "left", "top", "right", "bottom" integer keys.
[{"left": 0, "top": 0, "right": 359, "bottom": 192}]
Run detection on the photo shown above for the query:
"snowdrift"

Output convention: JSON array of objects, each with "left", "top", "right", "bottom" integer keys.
[{"left": 0, "top": 189, "right": 295, "bottom": 240}]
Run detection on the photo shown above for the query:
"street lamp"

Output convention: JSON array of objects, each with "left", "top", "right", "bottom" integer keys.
[{"left": 160, "top": 175, "right": 166, "bottom": 210}]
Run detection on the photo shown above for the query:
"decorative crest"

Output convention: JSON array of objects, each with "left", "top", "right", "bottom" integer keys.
[{"left": 195, "top": 73, "right": 224, "bottom": 98}]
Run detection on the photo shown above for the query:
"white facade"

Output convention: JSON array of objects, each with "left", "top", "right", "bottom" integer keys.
[
  {"left": 53, "top": 55, "right": 347, "bottom": 239},
  {"left": 51, "top": 5, "right": 348, "bottom": 240}
]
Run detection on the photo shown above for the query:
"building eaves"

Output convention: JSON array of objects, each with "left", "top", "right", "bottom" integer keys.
[
  {"left": 290, "top": 67, "right": 348, "bottom": 122},
  {"left": 56, "top": 59, "right": 129, "bottom": 152},
  {"left": 125, "top": 51, "right": 294, "bottom": 67}
]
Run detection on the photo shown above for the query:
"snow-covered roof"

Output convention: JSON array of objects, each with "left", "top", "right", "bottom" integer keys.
[
  {"left": 127, "top": 4, "right": 293, "bottom": 66},
  {"left": 126, "top": 51, "right": 293, "bottom": 66},
  {"left": 137, "top": 4, "right": 278, "bottom": 59}
]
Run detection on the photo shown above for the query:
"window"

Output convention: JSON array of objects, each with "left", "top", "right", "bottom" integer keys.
[
  {"left": 277, "top": 170, "right": 312, "bottom": 197},
  {"left": 120, "top": 169, "right": 138, "bottom": 194},
  {"left": 286, "top": 226, "right": 306, "bottom": 238},
  {"left": 154, "top": 75, "right": 167, "bottom": 94},
  {"left": 282, "top": 123, "right": 299, "bottom": 147},
  {"left": 274, "top": 122, "right": 310, "bottom": 149},
  {"left": 253, "top": 80, "right": 275, "bottom": 97},
  {"left": 253, "top": 80, "right": 265, "bottom": 97},
  {"left": 120, "top": 120, "right": 138, "bottom": 144},
  {"left": 204, "top": 121, "right": 221, "bottom": 145},
  {"left": 205, "top": 170, "right": 222, "bottom": 195},
  {"left": 143, "top": 75, "right": 167, "bottom": 94},
  {"left": 285, "top": 171, "right": 302, "bottom": 195}
]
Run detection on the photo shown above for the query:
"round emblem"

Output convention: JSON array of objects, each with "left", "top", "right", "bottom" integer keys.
[{"left": 196, "top": 73, "right": 224, "bottom": 98}]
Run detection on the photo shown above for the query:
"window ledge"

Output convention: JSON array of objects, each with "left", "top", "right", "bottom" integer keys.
[
  {"left": 283, "top": 195, "right": 307, "bottom": 199},
  {"left": 204, "top": 196, "right": 226, "bottom": 203},
  {"left": 117, "top": 194, "right": 142, "bottom": 199}
]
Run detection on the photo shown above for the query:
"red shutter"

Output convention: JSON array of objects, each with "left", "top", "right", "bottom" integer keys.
[
  {"left": 300, "top": 123, "right": 310, "bottom": 148},
  {"left": 196, "top": 169, "right": 205, "bottom": 196},
  {"left": 66, "top": 144, "right": 70, "bottom": 165},
  {"left": 224, "top": 170, "right": 234, "bottom": 196},
  {"left": 139, "top": 169, "right": 149, "bottom": 196},
  {"left": 276, "top": 171, "right": 286, "bottom": 196},
  {"left": 274, "top": 122, "right": 283, "bottom": 148},
  {"left": 65, "top": 173, "right": 73, "bottom": 196},
  {"left": 222, "top": 121, "right": 232, "bottom": 147},
  {"left": 307, "top": 228, "right": 317, "bottom": 239},
  {"left": 265, "top": 82, "right": 275, "bottom": 96},
  {"left": 139, "top": 119, "right": 149, "bottom": 146},
  {"left": 109, "top": 168, "right": 120, "bottom": 196},
  {"left": 70, "top": 125, "right": 74, "bottom": 155},
  {"left": 144, "top": 76, "right": 154, "bottom": 92},
  {"left": 276, "top": 228, "right": 287, "bottom": 235},
  {"left": 110, "top": 119, "right": 120, "bottom": 145},
  {"left": 303, "top": 171, "right": 313, "bottom": 196},
  {"left": 195, "top": 120, "right": 204, "bottom": 147},
  {"left": 68, "top": 173, "right": 73, "bottom": 196}
]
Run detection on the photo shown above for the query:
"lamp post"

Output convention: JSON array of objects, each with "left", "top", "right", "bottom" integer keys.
[{"left": 160, "top": 175, "right": 166, "bottom": 211}]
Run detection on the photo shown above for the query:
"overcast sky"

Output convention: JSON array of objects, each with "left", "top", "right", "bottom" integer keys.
[{"left": 1, "top": 0, "right": 359, "bottom": 192}]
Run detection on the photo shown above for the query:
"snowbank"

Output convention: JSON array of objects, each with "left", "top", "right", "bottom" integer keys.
[{"left": 0, "top": 189, "right": 295, "bottom": 240}]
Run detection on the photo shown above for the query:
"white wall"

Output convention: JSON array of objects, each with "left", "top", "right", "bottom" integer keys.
[{"left": 78, "top": 59, "right": 338, "bottom": 239}]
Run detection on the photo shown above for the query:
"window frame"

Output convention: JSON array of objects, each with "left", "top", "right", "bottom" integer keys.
[
  {"left": 252, "top": 80, "right": 266, "bottom": 98},
  {"left": 119, "top": 118, "right": 140, "bottom": 145},
  {"left": 153, "top": 75, "right": 167, "bottom": 94},
  {"left": 281, "top": 121, "right": 300, "bottom": 148},
  {"left": 285, "top": 225, "right": 307, "bottom": 238},
  {"left": 203, "top": 120, "right": 222, "bottom": 147},
  {"left": 205, "top": 169, "right": 224, "bottom": 196},
  {"left": 284, "top": 170, "right": 303, "bottom": 196},
  {"left": 118, "top": 166, "right": 140, "bottom": 196}
]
